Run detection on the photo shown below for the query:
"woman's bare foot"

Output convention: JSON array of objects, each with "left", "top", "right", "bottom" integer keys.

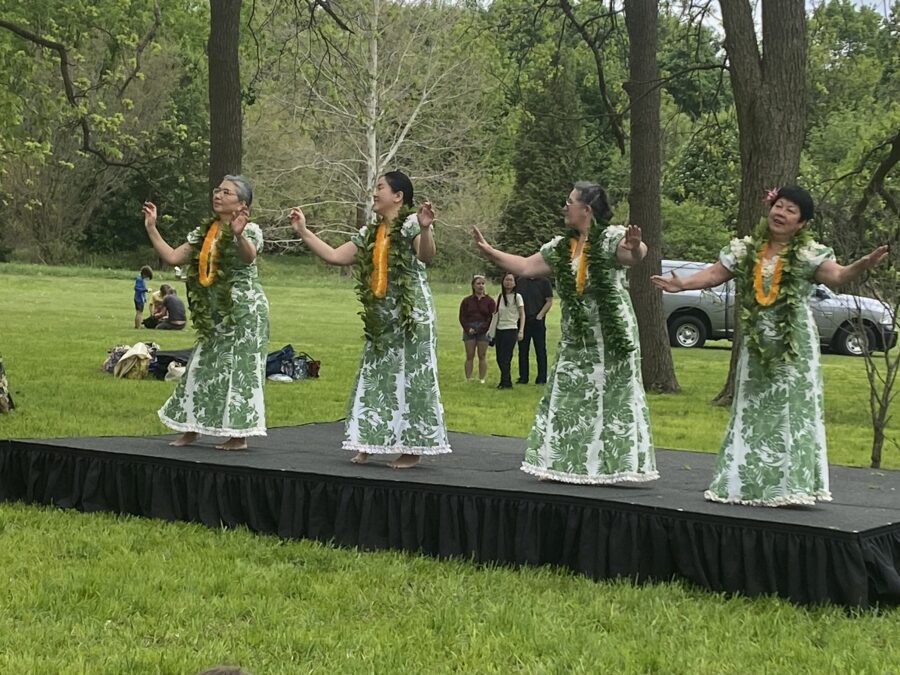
[
  {"left": 169, "top": 432, "right": 199, "bottom": 447},
  {"left": 390, "top": 454, "right": 421, "bottom": 469},
  {"left": 351, "top": 452, "right": 370, "bottom": 464},
  {"left": 216, "top": 437, "right": 247, "bottom": 450}
]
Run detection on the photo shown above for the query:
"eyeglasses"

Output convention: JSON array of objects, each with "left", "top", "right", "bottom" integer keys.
[
  {"left": 565, "top": 198, "right": 582, "bottom": 207},
  {"left": 212, "top": 187, "right": 237, "bottom": 197}
]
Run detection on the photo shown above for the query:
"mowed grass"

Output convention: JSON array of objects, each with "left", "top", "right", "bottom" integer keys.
[
  {"left": 1, "top": 260, "right": 899, "bottom": 674},
  {"left": 0, "top": 259, "right": 893, "bottom": 466}
]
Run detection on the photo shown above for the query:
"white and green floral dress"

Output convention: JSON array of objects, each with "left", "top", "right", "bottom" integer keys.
[
  {"left": 344, "top": 216, "right": 451, "bottom": 455},
  {"left": 521, "top": 225, "right": 657, "bottom": 484},
  {"left": 706, "top": 238, "right": 835, "bottom": 506},
  {"left": 159, "top": 223, "right": 270, "bottom": 437}
]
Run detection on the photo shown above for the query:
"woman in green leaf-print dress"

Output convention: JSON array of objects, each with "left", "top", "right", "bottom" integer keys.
[
  {"left": 474, "top": 181, "right": 657, "bottom": 484},
  {"left": 652, "top": 185, "right": 888, "bottom": 506},
  {"left": 290, "top": 171, "right": 450, "bottom": 469},
  {"left": 142, "top": 175, "right": 270, "bottom": 451}
]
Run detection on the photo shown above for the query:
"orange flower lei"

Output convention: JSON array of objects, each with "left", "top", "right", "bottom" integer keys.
[
  {"left": 752, "top": 243, "right": 784, "bottom": 306},
  {"left": 370, "top": 221, "right": 389, "bottom": 298},
  {"left": 569, "top": 237, "right": 589, "bottom": 295},
  {"left": 198, "top": 220, "right": 221, "bottom": 287}
]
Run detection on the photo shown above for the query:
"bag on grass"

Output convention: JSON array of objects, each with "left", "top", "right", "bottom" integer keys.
[
  {"left": 113, "top": 342, "right": 152, "bottom": 379},
  {"left": 281, "top": 351, "right": 321, "bottom": 380},
  {"left": 266, "top": 344, "right": 295, "bottom": 377},
  {"left": 152, "top": 348, "right": 194, "bottom": 380},
  {"left": 102, "top": 345, "right": 131, "bottom": 373}
]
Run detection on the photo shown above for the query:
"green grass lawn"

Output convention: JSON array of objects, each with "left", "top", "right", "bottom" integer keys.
[{"left": 1, "top": 261, "right": 899, "bottom": 674}]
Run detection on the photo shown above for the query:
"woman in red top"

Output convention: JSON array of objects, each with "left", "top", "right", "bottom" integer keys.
[{"left": 458, "top": 274, "right": 496, "bottom": 383}]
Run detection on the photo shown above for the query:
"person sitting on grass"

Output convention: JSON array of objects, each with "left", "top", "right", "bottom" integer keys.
[
  {"left": 143, "top": 289, "right": 166, "bottom": 329},
  {"left": 155, "top": 284, "right": 187, "bottom": 331}
]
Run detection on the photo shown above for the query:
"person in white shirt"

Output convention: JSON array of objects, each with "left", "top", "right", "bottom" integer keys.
[{"left": 493, "top": 272, "right": 524, "bottom": 388}]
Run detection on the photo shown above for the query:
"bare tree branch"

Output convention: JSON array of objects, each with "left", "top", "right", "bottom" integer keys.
[
  {"left": 119, "top": 1, "right": 162, "bottom": 96},
  {"left": 557, "top": 0, "right": 627, "bottom": 154},
  {"left": 851, "top": 128, "right": 900, "bottom": 229}
]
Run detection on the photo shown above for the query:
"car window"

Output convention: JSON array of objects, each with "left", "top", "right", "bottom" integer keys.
[{"left": 814, "top": 284, "right": 832, "bottom": 300}]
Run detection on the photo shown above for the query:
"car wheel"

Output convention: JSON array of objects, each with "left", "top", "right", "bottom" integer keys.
[
  {"left": 668, "top": 315, "right": 707, "bottom": 348},
  {"left": 834, "top": 324, "right": 876, "bottom": 356}
]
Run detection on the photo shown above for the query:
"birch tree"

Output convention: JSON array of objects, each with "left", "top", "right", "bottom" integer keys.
[{"left": 244, "top": 0, "right": 500, "bottom": 244}]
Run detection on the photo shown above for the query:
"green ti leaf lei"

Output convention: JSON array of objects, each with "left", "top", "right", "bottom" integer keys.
[
  {"left": 553, "top": 221, "right": 634, "bottom": 355},
  {"left": 734, "top": 221, "right": 815, "bottom": 371},
  {"left": 185, "top": 220, "right": 236, "bottom": 342},
  {"left": 353, "top": 207, "right": 417, "bottom": 351}
]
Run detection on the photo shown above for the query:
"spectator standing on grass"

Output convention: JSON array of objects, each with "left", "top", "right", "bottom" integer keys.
[
  {"left": 133, "top": 265, "right": 153, "bottom": 329},
  {"left": 459, "top": 273, "right": 495, "bottom": 383},
  {"left": 516, "top": 275, "right": 553, "bottom": 385},
  {"left": 493, "top": 272, "right": 524, "bottom": 389}
]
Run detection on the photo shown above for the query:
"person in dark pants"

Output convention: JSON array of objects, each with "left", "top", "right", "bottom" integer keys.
[
  {"left": 494, "top": 272, "right": 524, "bottom": 388},
  {"left": 516, "top": 275, "right": 553, "bottom": 384}
]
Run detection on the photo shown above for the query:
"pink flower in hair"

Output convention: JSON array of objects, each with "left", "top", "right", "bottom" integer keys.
[{"left": 763, "top": 187, "right": 779, "bottom": 204}]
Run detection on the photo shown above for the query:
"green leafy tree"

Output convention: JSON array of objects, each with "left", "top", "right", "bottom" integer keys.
[{"left": 497, "top": 67, "right": 587, "bottom": 257}]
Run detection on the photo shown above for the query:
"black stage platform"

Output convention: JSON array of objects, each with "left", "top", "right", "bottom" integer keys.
[{"left": 2, "top": 422, "right": 899, "bottom": 608}]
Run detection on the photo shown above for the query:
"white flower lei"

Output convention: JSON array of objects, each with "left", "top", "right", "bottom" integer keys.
[{"left": 729, "top": 235, "right": 753, "bottom": 260}]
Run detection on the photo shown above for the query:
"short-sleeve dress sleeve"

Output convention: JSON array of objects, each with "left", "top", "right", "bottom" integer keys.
[
  {"left": 719, "top": 244, "right": 738, "bottom": 273},
  {"left": 798, "top": 240, "right": 836, "bottom": 278},
  {"left": 718, "top": 237, "right": 754, "bottom": 273},
  {"left": 350, "top": 225, "right": 369, "bottom": 249},
  {"left": 539, "top": 235, "right": 564, "bottom": 267},
  {"left": 186, "top": 226, "right": 206, "bottom": 247},
  {"left": 401, "top": 213, "right": 421, "bottom": 241},
  {"left": 242, "top": 222, "right": 264, "bottom": 253},
  {"left": 601, "top": 225, "right": 626, "bottom": 265}
]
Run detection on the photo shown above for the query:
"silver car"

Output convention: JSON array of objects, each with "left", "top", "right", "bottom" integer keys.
[{"left": 660, "top": 260, "right": 897, "bottom": 356}]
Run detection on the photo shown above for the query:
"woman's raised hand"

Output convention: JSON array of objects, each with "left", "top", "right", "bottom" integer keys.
[
  {"left": 231, "top": 205, "right": 250, "bottom": 237},
  {"left": 142, "top": 201, "right": 157, "bottom": 230},
  {"left": 471, "top": 226, "right": 492, "bottom": 255},
  {"left": 289, "top": 207, "right": 307, "bottom": 235},
  {"left": 861, "top": 245, "right": 890, "bottom": 270},
  {"left": 650, "top": 271, "right": 684, "bottom": 293},
  {"left": 417, "top": 201, "right": 435, "bottom": 229},
  {"left": 621, "top": 224, "right": 643, "bottom": 251}
]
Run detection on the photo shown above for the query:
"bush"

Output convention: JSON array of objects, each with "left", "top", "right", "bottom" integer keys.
[{"left": 661, "top": 198, "right": 732, "bottom": 262}]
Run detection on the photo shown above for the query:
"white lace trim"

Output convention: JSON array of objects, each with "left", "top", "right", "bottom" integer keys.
[
  {"left": 158, "top": 411, "right": 267, "bottom": 438},
  {"left": 521, "top": 463, "right": 660, "bottom": 485},
  {"left": 703, "top": 490, "right": 833, "bottom": 507},
  {"left": 342, "top": 441, "right": 452, "bottom": 456}
]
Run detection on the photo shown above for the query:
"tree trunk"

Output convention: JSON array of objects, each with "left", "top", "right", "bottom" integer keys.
[
  {"left": 623, "top": 0, "right": 679, "bottom": 392},
  {"left": 208, "top": 0, "right": 243, "bottom": 191},
  {"left": 871, "top": 426, "right": 884, "bottom": 469},
  {"left": 714, "top": 0, "right": 808, "bottom": 404}
]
